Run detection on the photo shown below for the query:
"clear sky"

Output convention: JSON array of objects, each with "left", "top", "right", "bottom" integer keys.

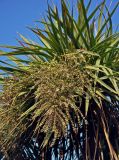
[
  {"left": 0, "top": 0, "right": 118, "bottom": 48},
  {"left": 0, "top": 0, "right": 48, "bottom": 47}
]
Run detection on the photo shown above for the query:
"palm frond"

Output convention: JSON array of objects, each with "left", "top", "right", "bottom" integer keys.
[{"left": 0, "top": 0, "right": 119, "bottom": 159}]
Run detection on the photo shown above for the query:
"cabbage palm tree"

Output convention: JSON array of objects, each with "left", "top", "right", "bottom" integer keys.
[{"left": 0, "top": 0, "right": 119, "bottom": 159}]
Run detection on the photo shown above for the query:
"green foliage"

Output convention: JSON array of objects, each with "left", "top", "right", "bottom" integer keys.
[{"left": 0, "top": 0, "right": 119, "bottom": 159}]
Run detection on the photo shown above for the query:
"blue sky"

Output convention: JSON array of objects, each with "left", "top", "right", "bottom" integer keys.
[
  {"left": 0, "top": 0, "right": 48, "bottom": 47},
  {"left": 0, "top": 0, "right": 118, "bottom": 48}
]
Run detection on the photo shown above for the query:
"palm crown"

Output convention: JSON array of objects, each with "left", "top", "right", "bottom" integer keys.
[{"left": 0, "top": 0, "right": 119, "bottom": 160}]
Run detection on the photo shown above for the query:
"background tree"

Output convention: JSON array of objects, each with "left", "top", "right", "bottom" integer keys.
[{"left": 0, "top": 0, "right": 119, "bottom": 159}]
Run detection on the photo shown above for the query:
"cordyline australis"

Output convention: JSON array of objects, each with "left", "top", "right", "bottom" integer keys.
[{"left": 0, "top": 0, "right": 119, "bottom": 160}]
